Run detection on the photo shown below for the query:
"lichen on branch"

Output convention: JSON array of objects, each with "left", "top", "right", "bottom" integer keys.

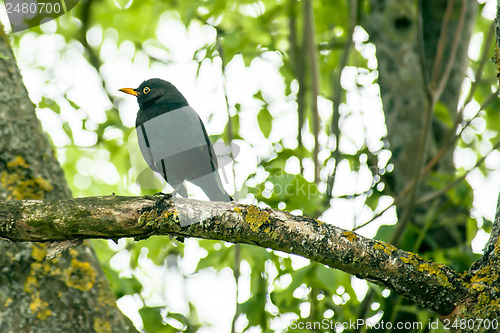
[{"left": 0, "top": 195, "right": 471, "bottom": 316}]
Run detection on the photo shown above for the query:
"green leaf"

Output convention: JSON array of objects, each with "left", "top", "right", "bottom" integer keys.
[
  {"left": 196, "top": 242, "right": 234, "bottom": 271},
  {"left": 434, "top": 101, "right": 453, "bottom": 127},
  {"left": 240, "top": 273, "right": 268, "bottom": 328},
  {"left": 102, "top": 265, "right": 142, "bottom": 299},
  {"left": 140, "top": 306, "right": 177, "bottom": 333},
  {"left": 129, "top": 236, "right": 181, "bottom": 268},
  {"left": 257, "top": 107, "right": 273, "bottom": 138}
]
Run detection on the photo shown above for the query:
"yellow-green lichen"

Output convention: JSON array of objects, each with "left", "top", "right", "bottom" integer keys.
[
  {"left": 7, "top": 156, "right": 28, "bottom": 168},
  {"left": 33, "top": 176, "right": 53, "bottom": 192},
  {"left": 4, "top": 298, "right": 12, "bottom": 307},
  {"left": 24, "top": 246, "right": 61, "bottom": 295},
  {"left": 31, "top": 244, "right": 47, "bottom": 262},
  {"left": 29, "top": 291, "right": 52, "bottom": 320},
  {"left": 415, "top": 262, "right": 449, "bottom": 283},
  {"left": 30, "top": 260, "right": 58, "bottom": 276},
  {"left": 93, "top": 317, "right": 112, "bottom": 333},
  {"left": 342, "top": 231, "right": 358, "bottom": 242},
  {"left": 400, "top": 253, "right": 452, "bottom": 287},
  {"left": 138, "top": 210, "right": 156, "bottom": 226},
  {"left": 400, "top": 256, "right": 412, "bottom": 264},
  {"left": 470, "top": 265, "right": 497, "bottom": 292},
  {"left": 97, "top": 282, "right": 118, "bottom": 308},
  {"left": 24, "top": 276, "right": 38, "bottom": 293},
  {"left": 0, "top": 156, "right": 53, "bottom": 200},
  {"left": 69, "top": 248, "right": 79, "bottom": 258},
  {"left": 163, "top": 209, "right": 177, "bottom": 219},
  {"left": 262, "top": 226, "right": 280, "bottom": 239},
  {"left": 373, "top": 241, "right": 396, "bottom": 255},
  {"left": 458, "top": 282, "right": 500, "bottom": 321},
  {"left": 399, "top": 251, "right": 423, "bottom": 264},
  {"left": 245, "top": 206, "right": 269, "bottom": 232},
  {"left": 494, "top": 235, "right": 500, "bottom": 254},
  {"left": 64, "top": 259, "right": 96, "bottom": 292},
  {"left": 138, "top": 208, "right": 177, "bottom": 228},
  {"left": 477, "top": 292, "right": 500, "bottom": 312}
]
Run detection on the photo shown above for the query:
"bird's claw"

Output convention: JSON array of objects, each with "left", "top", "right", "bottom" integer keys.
[{"left": 154, "top": 192, "right": 173, "bottom": 199}]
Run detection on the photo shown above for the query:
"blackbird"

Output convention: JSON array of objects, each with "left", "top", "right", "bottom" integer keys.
[{"left": 120, "top": 78, "right": 233, "bottom": 202}]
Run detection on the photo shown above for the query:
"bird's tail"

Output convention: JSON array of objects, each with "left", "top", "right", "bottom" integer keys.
[{"left": 190, "top": 170, "right": 233, "bottom": 202}]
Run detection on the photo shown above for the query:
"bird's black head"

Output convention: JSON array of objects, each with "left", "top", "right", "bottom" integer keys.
[{"left": 119, "top": 78, "right": 188, "bottom": 109}]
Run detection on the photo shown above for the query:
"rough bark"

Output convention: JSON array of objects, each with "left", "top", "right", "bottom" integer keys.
[
  {"left": 0, "top": 195, "right": 471, "bottom": 316},
  {"left": 3, "top": 193, "right": 500, "bottom": 330},
  {"left": 367, "top": 0, "right": 476, "bottom": 192},
  {"left": 363, "top": 0, "right": 479, "bottom": 326},
  {"left": 366, "top": 0, "right": 477, "bottom": 255},
  {"left": 354, "top": 0, "right": 500, "bottom": 330},
  {"left": 439, "top": 2, "right": 500, "bottom": 328},
  {"left": 0, "top": 23, "right": 135, "bottom": 333},
  {"left": 453, "top": 192, "right": 500, "bottom": 331}
]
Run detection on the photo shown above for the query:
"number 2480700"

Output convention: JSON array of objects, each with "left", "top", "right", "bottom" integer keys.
[{"left": 6, "top": 2, "right": 62, "bottom": 14}]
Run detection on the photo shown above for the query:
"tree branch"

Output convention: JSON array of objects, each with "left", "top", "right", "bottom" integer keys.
[
  {"left": 325, "top": 0, "right": 357, "bottom": 202},
  {"left": 0, "top": 195, "right": 470, "bottom": 315},
  {"left": 303, "top": 0, "right": 321, "bottom": 184}
]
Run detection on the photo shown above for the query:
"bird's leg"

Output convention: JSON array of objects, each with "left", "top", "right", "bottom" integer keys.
[
  {"left": 170, "top": 183, "right": 185, "bottom": 198},
  {"left": 220, "top": 167, "right": 229, "bottom": 184}
]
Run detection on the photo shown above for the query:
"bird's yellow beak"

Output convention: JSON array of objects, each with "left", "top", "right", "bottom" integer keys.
[{"left": 119, "top": 88, "right": 139, "bottom": 96}]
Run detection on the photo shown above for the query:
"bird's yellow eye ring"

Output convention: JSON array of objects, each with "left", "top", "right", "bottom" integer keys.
[{"left": 143, "top": 87, "right": 150, "bottom": 94}]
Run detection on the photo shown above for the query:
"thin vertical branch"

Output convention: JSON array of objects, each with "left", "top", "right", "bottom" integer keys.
[
  {"left": 430, "top": 0, "right": 456, "bottom": 89},
  {"left": 355, "top": 0, "right": 488, "bottom": 234},
  {"left": 391, "top": 0, "right": 467, "bottom": 245},
  {"left": 435, "top": 0, "right": 467, "bottom": 98},
  {"left": 215, "top": 30, "right": 238, "bottom": 200},
  {"left": 423, "top": 21, "right": 495, "bottom": 174},
  {"left": 416, "top": 0, "right": 431, "bottom": 98},
  {"left": 303, "top": 0, "right": 321, "bottom": 183},
  {"left": 289, "top": 0, "right": 306, "bottom": 151},
  {"left": 325, "top": 0, "right": 357, "bottom": 201},
  {"left": 79, "top": 0, "right": 125, "bottom": 130},
  {"left": 482, "top": 0, "right": 500, "bottom": 257},
  {"left": 230, "top": 243, "right": 241, "bottom": 333},
  {"left": 416, "top": 139, "right": 500, "bottom": 205},
  {"left": 423, "top": 87, "right": 498, "bottom": 178},
  {"left": 353, "top": 87, "right": 498, "bottom": 233},
  {"left": 215, "top": 30, "right": 241, "bottom": 333}
]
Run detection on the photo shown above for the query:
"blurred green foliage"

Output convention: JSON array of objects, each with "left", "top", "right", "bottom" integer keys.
[{"left": 6, "top": 0, "right": 500, "bottom": 331}]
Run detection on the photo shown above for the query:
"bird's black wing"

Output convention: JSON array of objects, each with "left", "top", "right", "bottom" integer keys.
[
  {"left": 137, "top": 122, "right": 165, "bottom": 179},
  {"left": 137, "top": 104, "right": 231, "bottom": 201},
  {"left": 198, "top": 117, "right": 218, "bottom": 172},
  {"left": 137, "top": 105, "right": 213, "bottom": 180}
]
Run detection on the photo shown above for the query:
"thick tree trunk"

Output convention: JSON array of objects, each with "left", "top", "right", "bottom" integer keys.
[
  {"left": 0, "top": 23, "right": 134, "bottom": 332},
  {"left": 365, "top": 0, "right": 478, "bottom": 326},
  {"left": 368, "top": 0, "right": 476, "bottom": 192}
]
